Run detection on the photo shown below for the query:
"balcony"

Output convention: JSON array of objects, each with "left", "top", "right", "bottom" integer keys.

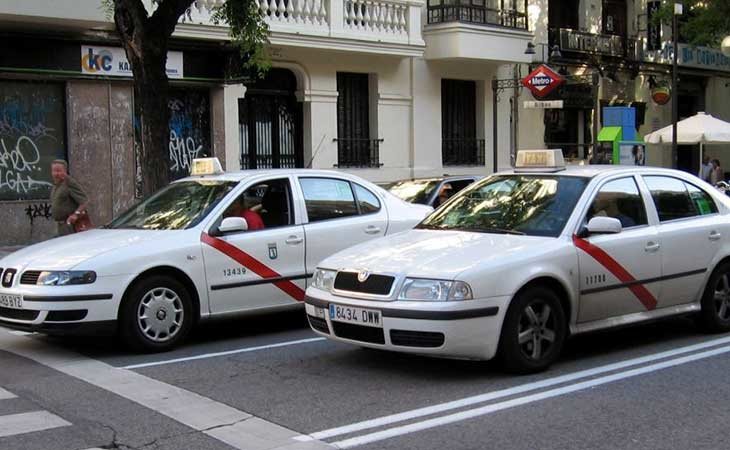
[
  {"left": 165, "top": 0, "right": 426, "bottom": 57},
  {"left": 333, "top": 138, "right": 384, "bottom": 168},
  {"left": 422, "top": 0, "right": 532, "bottom": 62}
]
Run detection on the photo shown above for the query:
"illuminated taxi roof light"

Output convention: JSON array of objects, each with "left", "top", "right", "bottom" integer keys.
[
  {"left": 191, "top": 157, "right": 224, "bottom": 176},
  {"left": 514, "top": 149, "right": 566, "bottom": 172}
]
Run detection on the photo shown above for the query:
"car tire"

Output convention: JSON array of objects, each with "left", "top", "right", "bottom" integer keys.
[
  {"left": 120, "top": 275, "right": 193, "bottom": 352},
  {"left": 497, "top": 286, "right": 567, "bottom": 374},
  {"left": 698, "top": 262, "right": 730, "bottom": 333}
]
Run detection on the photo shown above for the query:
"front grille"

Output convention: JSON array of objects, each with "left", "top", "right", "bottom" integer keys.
[
  {"left": 332, "top": 322, "right": 385, "bottom": 344},
  {"left": 334, "top": 272, "right": 394, "bottom": 296},
  {"left": 307, "top": 315, "right": 330, "bottom": 334},
  {"left": 0, "top": 307, "right": 40, "bottom": 321},
  {"left": 46, "top": 310, "right": 88, "bottom": 322},
  {"left": 390, "top": 330, "right": 445, "bottom": 348},
  {"left": 20, "top": 271, "right": 42, "bottom": 285}
]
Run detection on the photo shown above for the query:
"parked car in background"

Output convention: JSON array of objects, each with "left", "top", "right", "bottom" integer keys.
[
  {"left": 0, "top": 158, "right": 432, "bottom": 352},
  {"left": 386, "top": 176, "right": 483, "bottom": 208}
]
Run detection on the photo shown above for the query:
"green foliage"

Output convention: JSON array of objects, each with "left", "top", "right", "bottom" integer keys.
[
  {"left": 211, "top": 0, "right": 271, "bottom": 79},
  {"left": 651, "top": 0, "right": 730, "bottom": 47},
  {"left": 100, "top": 0, "right": 114, "bottom": 20}
]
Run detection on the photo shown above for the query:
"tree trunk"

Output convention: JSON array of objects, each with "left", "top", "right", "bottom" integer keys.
[{"left": 113, "top": 0, "right": 192, "bottom": 197}]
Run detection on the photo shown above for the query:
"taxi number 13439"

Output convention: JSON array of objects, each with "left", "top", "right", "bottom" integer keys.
[{"left": 329, "top": 304, "right": 382, "bottom": 328}]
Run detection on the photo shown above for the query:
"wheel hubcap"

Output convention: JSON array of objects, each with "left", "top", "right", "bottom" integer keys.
[
  {"left": 714, "top": 274, "right": 730, "bottom": 321},
  {"left": 517, "top": 300, "right": 556, "bottom": 361},
  {"left": 137, "top": 287, "right": 184, "bottom": 342}
]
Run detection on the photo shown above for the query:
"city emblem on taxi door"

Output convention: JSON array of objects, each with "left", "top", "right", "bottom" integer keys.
[{"left": 268, "top": 243, "right": 278, "bottom": 260}]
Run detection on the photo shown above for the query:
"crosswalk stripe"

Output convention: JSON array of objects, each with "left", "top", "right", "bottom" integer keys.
[
  {"left": 0, "top": 411, "right": 71, "bottom": 438},
  {"left": 0, "top": 387, "right": 16, "bottom": 400}
]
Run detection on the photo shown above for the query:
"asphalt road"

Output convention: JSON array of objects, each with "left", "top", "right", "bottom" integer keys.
[{"left": 1, "top": 310, "right": 730, "bottom": 450}]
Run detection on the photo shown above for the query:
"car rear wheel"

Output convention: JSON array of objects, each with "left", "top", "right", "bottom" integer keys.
[
  {"left": 698, "top": 262, "right": 730, "bottom": 333},
  {"left": 120, "top": 275, "right": 193, "bottom": 352},
  {"left": 498, "top": 286, "right": 566, "bottom": 374}
]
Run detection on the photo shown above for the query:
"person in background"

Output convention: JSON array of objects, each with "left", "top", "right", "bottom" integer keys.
[
  {"left": 50, "top": 159, "right": 89, "bottom": 236},
  {"left": 435, "top": 183, "right": 454, "bottom": 208},
  {"left": 711, "top": 159, "right": 724, "bottom": 185},
  {"left": 700, "top": 155, "right": 713, "bottom": 182}
]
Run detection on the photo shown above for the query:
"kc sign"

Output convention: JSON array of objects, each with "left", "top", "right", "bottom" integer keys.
[{"left": 522, "top": 65, "right": 564, "bottom": 98}]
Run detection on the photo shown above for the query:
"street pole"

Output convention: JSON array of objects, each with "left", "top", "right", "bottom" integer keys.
[{"left": 671, "top": 3, "right": 682, "bottom": 166}]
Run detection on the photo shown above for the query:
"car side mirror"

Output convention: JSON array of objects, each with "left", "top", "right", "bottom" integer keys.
[
  {"left": 585, "top": 216, "right": 622, "bottom": 235},
  {"left": 218, "top": 217, "right": 248, "bottom": 234}
]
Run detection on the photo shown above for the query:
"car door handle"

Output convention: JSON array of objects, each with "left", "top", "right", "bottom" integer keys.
[
  {"left": 709, "top": 231, "right": 722, "bottom": 241},
  {"left": 645, "top": 242, "right": 661, "bottom": 252},
  {"left": 285, "top": 236, "right": 303, "bottom": 245},
  {"left": 364, "top": 225, "right": 381, "bottom": 235}
]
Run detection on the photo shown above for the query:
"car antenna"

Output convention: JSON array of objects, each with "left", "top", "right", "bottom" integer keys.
[{"left": 306, "top": 134, "right": 328, "bottom": 169}]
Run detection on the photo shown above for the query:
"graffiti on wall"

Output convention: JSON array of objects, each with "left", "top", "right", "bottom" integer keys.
[
  {"left": 25, "top": 202, "right": 52, "bottom": 225},
  {"left": 134, "top": 89, "right": 211, "bottom": 198},
  {"left": 0, "top": 81, "right": 65, "bottom": 201}
]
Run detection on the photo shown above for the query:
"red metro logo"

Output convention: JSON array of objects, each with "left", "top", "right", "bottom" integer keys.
[{"left": 522, "top": 65, "right": 565, "bottom": 99}]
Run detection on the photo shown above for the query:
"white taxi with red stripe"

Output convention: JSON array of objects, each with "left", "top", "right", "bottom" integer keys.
[
  {"left": 306, "top": 150, "right": 730, "bottom": 372},
  {"left": 0, "top": 158, "right": 431, "bottom": 351}
]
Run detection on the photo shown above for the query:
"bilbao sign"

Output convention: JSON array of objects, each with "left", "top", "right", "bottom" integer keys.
[{"left": 522, "top": 65, "right": 565, "bottom": 99}]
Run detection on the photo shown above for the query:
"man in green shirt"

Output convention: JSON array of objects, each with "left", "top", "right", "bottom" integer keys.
[{"left": 50, "top": 160, "right": 89, "bottom": 236}]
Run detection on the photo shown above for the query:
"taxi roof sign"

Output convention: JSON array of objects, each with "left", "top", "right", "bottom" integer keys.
[
  {"left": 191, "top": 157, "right": 224, "bottom": 176},
  {"left": 515, "top": 149, "right": 566, "bottom": 172}
]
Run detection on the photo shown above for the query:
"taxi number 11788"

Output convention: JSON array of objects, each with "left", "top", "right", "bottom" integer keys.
[{"left": 329, "top": 304, "right": 382, "bottom": 328}]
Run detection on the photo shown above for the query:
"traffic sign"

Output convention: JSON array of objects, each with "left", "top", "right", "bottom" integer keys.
[{"left": 522, "top": 64, "right": 564, "bottom": 98}]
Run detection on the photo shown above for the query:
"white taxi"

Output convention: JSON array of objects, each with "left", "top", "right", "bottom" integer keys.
[
  {"left": 305, "top": 150, "right": 730, "bottom": 372},
  {"left": 0, "top": 159, "right": 431, "bottom": 351}
]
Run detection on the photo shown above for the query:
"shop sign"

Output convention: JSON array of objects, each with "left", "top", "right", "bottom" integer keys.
[
  {"left": 646, "top": 43, "right": 730, "bottom": 73},
  {"left": 558, "top": 29, "right": 625, "bottom": 58},
  {"left": 651, "top": 86, "right": 671, "bottom": 105},
  {"left": 81, "top": 45, "right": 184, "bottom": 78},
  {"left": 522, "top": 65, "right": 564, "bottom": 99},
  {"left": 524, "top": 100, "right": 564, "bottom": 109}
]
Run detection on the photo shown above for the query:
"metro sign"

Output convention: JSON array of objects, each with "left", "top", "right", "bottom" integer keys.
[{"left": 522, "top": 64, "right": 564, "bottom": 98}]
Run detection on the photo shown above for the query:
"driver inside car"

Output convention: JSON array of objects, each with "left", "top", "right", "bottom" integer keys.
[{"left": 224, "top": 194, "right": 265, "bottom": 231}]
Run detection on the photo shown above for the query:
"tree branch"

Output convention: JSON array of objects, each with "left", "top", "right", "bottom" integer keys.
[{"left": 149, "top": 0, "right": 195, "bottom": 37}]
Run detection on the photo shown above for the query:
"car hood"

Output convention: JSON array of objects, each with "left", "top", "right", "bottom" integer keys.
[
  {"left": 319, "top": 229, "right": 552, "bottom": 279},
  {"left": 0, "top": 229, "right": 175, "bottom": 271}
]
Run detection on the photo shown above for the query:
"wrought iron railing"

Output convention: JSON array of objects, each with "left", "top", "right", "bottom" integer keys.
[
  {"left": 333, "top": 138, "right": 384, "bottom": 168},
  {"left": 427, "top": 0, "right": 528, "bottom": 30},
  {"left": 442, "top": 138, "right": 486, "bottom": 166}
]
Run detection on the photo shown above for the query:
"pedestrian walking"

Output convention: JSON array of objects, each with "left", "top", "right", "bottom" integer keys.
[
  {"left": 50, "top": 159, "right": 89, "bottom": 236},
  {"left": 710, "top": 159, "right": 724, "bottom": 185},
  {"left": 700, "top": 155, "right": 713, "bottom": 182}
]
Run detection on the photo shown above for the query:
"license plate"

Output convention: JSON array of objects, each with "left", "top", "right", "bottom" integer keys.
[
  {"left": 0, "top": 294, "right": 23, "bottom": 309},
  {"left": 329, "top": 304, "right": 382, "bottom": 328}
]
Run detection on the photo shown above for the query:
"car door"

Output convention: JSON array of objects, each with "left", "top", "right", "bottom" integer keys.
[
  {"left": 201, "top": 177, "right": 306, "bottom": 313},
  {"left": 297, "top": 176, "right": 388, "bottom": 274},
  {"left": 642, "top": 175, "right": 722, "bottom": 307},
  {"left": 576, "top": 176, "right": 662, "bottom": 323}
]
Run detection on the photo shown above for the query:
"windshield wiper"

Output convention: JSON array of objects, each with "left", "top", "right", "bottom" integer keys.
[{"left": 472, "top": 227, "right": 526, "bottom": 235}]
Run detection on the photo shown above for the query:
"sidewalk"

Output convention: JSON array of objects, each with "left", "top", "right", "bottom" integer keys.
[{"left": 0, "top": 246, "right": 24, "bottom": 259}]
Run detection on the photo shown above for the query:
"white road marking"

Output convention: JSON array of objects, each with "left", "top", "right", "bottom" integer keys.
[
  {"left": 0, "top": 410, "right": 71, "bottom": 438},
  {"left": 122, "top": 337, "right": 327, "bottom": 369},
  {"left": 0, "top": 387, "right": 16, "bottom": 400},
  {"left": 0, "top": 331, "right": 331, "bottom": 450},
  {"left": 332, "top": 344, "right": 730, "bottom": 448},
  {"left": 301, "top": 335, "right": 730, "bottom": 442}
]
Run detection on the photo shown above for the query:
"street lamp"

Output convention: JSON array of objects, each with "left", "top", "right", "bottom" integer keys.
[
  {"left": 722, "top": 36, "right": 730, "bottom": 57},
  {"left": 671, "top": 3, "right": 682, "bottom": 165},
  {"left": 525, "top": 42, "right": 562, "bottom": 67}
]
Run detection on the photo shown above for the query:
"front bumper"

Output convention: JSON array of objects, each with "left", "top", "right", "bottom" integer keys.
[
  {"left": 0, "top": 274, "right": 127, "bottom": 335},
  {"left": 304, "top": 289, "right": 511, "bottom": 361}
]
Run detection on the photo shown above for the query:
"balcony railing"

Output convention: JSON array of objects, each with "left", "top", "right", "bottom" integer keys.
[
  {"left": 426, "top": 0, "right": 528, "bottom": 30},
  {"left": 333, "top": 138, "right": 384, "bottom": 168},
  {"left": 442, "top": 138, "right": 485, "bottom": 166}
]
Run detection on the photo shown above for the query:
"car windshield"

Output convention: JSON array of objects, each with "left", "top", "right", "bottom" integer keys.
[
  {"left": 109, "top": 180, "right": 236, "bottom": 230},
  {"left": 417, "top": 175, "right": 589, "bottom": 237},
  {"left": 388, "top": 179, "right": 441, "bottom": 204}
]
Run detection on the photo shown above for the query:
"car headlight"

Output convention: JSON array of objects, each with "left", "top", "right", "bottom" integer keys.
[
  {"left": 398, "top": 278, "right": 473, "bottom": 301},
  {"left": 312, "top": 268, "right": 336, "bottom": 292},
  {"left": 37, "top": 271, "right": 97, "bottom": 286}
]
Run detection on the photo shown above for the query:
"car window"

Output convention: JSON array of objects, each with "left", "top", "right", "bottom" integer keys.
[
  {"left": 221, "top": 179, "right": 293, "bottom": 231},
  {"left": 643, "top": 176, "right": 699, "bottom": 222},
  {"left": 354, "top": 183, "right": 381, "bottom": 214},
  {"left": 587, "top": 177, "right": 647, "bottom": 228},
  {"left": 448, "top": 179, "right": 475, "bottom": 193},
  {"left": 387, "top": 179, "right": 440, "bottom": 204},
  {"left": 686, "top": 182, "right": 718, "bottom": 216},
  {"left": 300, "top": 178, "right": 359, "bottom": 222}
]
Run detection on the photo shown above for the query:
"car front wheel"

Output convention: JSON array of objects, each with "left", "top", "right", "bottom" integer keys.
[
  {"left": 498, "top": 286, "right": 566, "bottom": 374},
  {"left": 120, "top": 275, "right": 193, "bottom": 352}
]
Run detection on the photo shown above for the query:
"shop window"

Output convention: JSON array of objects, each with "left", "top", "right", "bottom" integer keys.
[
  {"left": 602, "top": 0, "right": 627, "bottom": 37},
  {"left": 0, "top": 80, "right": 66, "bottom": 201}
]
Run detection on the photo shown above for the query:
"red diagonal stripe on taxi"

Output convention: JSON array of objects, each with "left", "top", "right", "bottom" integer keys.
[
  {"left": 573, "top": 235, "right": 657, "bottom": 310},
  {"left": 201, "top": 232, "right": 305, "bottom": 302}
]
